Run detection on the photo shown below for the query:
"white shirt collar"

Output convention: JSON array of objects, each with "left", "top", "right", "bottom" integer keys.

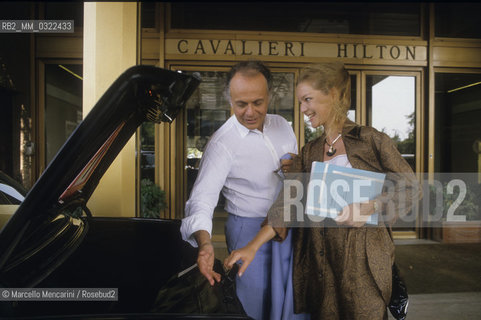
[
  {"left": 263, "top": 115, "right": 271, "bottom": 132},
  {"left": 233, "top": 114, "right": 269, "bottom": 137}
]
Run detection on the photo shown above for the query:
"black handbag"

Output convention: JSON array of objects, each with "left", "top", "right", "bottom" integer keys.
[
  {"left": 151, "top": 258, "right": 247, "bottom": 316},
  {"left": 388, "top": 263, "right": 409, "bottom": 320}
]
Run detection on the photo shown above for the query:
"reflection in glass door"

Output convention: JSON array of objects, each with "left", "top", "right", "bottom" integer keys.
[
  {"left": 184, "top": 71, "right": 231, "bottom": 202},
  {"left": 365, "top": 72, "right": 420, "bottom": 233},
  {"left": 366, "top": 75, "right": 416, "bottom": 170},
  {"left": 179, "top": 70, "right": 296, "bottom": 208},
  {"left": 174, "top": 68, "right": 296, "bottom": 219},
  {"left": 42, "top": 63, "right": 83, "bottom": 170},
  {"left": 434, "top": 72, "right": 481, "bottom": 174},
  {"left": 165, "top": 68, "right": 297, "bottom": 242},
  {"left": 434, "top": 72, "right": 481, "bottom": 226}
]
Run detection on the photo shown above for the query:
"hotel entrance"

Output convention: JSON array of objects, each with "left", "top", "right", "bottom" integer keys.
[
  {"left": 153, "top": 62, "right": 424, "bottom": 241},
  {"left": 136, "top": 3, "right": 481, "bottom": 244}
]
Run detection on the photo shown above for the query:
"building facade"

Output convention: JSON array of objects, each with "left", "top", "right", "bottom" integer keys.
[{"left": 1, "top": 2, "right": 480, "bottom": 240}]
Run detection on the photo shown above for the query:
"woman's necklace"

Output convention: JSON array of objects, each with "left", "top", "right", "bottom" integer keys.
[{"left": 325, "top": 133, "right": 342, "bottom": 157}]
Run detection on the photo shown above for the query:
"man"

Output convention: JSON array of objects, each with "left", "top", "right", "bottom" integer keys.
[{"left": 180, "top": 61, "right": 297, "bottom": 319}]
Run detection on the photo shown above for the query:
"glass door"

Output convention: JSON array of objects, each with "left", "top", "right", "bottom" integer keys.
[
  {"left": 182, "top": 69, "right": 231, "bottom": 203},
  {"left": 364, "top": 71, "right": 422, "bottom": 235},
  {"left": 365, "top": 73, "right": 417, "bottom": 170},
  {"left": 433, "top": 70, "right": 481, "bottom": 230},
  {"left": 38, "top": 61, "right": 83, "bottom": 176},
  {"left": 159, "top": 65, "right": 297, "bottom": 247},
  {"left": 170, "top": 66, "right": 298, "bottom": 220},
  {"left": 434, "top": 71, "right": 481, "bottom": 174}
]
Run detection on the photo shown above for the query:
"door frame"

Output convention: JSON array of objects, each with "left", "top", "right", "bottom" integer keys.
[{"left": 167, "top": 62, "right": 302, "bottom": 218}]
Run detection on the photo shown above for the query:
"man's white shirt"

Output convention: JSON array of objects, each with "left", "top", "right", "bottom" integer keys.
[{"left": 181, "top": 114, "right": 297, "bottom": 246}]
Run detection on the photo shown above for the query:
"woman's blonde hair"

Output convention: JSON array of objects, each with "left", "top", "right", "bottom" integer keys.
[{"left": 298, "top": 62, "right": 351, "bottom": 125}]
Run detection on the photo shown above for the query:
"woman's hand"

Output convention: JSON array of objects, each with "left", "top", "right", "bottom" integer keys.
[
  {"left": 280, "top": 153, "right": 296, "bottom": 173},
  {"left": 275, "top": 152, "right": 297, "bottom": 174},
  {"left": 224, "top": 225, "right": 276, "bottom": 277},
  {"left": 335, "top": 200, "right": 377, "bottom": 227},
  {"left": 224, "top": 244, "right": 257, "bottom": 277}
]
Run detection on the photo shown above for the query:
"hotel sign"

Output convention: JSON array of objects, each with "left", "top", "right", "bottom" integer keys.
[{"left": 165, "top": 39, "right": 427, "bottom": 63}]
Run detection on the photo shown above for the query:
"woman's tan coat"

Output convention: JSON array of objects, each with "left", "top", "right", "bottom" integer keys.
[{"left": 267, "top": 120, "right": 421, "bottom": 318}]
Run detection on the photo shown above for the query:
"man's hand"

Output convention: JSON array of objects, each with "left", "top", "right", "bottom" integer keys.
[
  {"left": 335, "top": 200, "right": 376, "bottom": 228},
  {"left": 197, "top": 242, "right": 222, "bottom": 286},
  {"left": 223, "top": 244, "right": 257, "bottom": 277},
  {"left": 194, "top": 230, "right": 221, "bottom": 286}
]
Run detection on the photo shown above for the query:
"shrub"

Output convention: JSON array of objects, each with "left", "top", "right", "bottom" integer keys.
[{"left": 140, "top": 178, "right": 167, "bottom": 219}]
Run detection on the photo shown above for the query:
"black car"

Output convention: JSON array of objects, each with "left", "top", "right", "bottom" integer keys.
[{"left": 0, "top": 66, "right": 248, "bottom": 319}]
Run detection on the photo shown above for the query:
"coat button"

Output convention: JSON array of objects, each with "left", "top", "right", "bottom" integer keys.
[{"left": 319, "top": 271, "right": 323, "bottom": 278}]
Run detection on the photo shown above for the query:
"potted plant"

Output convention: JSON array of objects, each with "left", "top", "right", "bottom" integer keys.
[{"left": 140, "top": 178, "right": 167, "bottom": 219}]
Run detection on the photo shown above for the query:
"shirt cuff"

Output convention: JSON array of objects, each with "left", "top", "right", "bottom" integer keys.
[{"left": 180, "top": 214, "right": 213, "bottom": 247}]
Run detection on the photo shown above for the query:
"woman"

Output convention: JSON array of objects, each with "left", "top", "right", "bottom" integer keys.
[{"left": 224, "top": 62, "right": 421, "bottom": 319}]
